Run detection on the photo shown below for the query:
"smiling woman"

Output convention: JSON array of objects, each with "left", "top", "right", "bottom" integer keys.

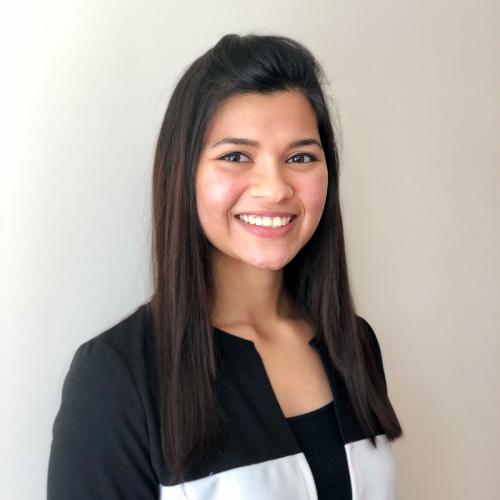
[{"left": 47, "top": 33, "right": 404, "bottom": 500}]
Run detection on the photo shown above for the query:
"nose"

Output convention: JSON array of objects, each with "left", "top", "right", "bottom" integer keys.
[{"left": 248, "top": 164, "right": 294, "bottom": 202}]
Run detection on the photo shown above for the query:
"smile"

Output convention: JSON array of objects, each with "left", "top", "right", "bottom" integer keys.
[
  {"left": 236, "top": 214, "right": 296, "bottom": 228},
  {"left": 234, "top": 214, "right": 298, "bottom": 238}
]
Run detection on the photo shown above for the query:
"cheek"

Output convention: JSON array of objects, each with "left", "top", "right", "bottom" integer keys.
[
  {"left": 297, "top": 169, "right": 328, "bottom": 217},
  {"left": 196, "top": 169, "right": 242, "bottom": 222}
]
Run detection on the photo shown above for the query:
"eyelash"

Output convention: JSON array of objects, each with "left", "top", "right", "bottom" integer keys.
[{"left": 218, "top": 152, "right": 319, "bottom": 164}]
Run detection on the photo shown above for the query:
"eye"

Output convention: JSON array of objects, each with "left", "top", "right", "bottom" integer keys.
[
  {"left": 287, "top": 153, "right": 319, "bottom": 164},
  {"left": 217, "top": 151, "right": 319, "bottom": 164},
  {"left": 218, "top": 152, "right": 251, "bottom": 162}
]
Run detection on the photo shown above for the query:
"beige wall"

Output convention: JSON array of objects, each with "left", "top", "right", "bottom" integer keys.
[{"left": 1, "top": 1, "right": 498, "bottom": 499}]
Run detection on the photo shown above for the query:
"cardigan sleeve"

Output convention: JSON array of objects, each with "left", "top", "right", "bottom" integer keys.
[
  {"left": 358, "top": 316, "right": 388, "bottom": 392},
  {"left": 47, "top": 338, "right": 158, "bottom": 500}
]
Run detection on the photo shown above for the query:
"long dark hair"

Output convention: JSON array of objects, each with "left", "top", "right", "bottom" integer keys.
[{"left": 149, "top": 33, "right": 403, "bottom": 484}]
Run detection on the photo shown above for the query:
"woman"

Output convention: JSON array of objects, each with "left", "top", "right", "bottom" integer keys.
[{"left": 48, "top": 33, "right": 403, "bottom": 499}]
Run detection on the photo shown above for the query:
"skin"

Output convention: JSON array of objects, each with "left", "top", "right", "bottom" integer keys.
[{"left": 195, "top": 89, "right": 328, "bottom": 344}]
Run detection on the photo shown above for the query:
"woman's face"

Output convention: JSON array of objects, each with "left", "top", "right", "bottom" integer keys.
[{"left": 195, "top": 89, "right": 328, "bottom": 271}]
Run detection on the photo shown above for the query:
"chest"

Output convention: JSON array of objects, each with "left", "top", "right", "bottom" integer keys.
[
  {"left": 158, "top": 326, "right": 397, "bottom": 499},
  {"left": 253, "top": 339, "right": 334, "bottom": 418}
]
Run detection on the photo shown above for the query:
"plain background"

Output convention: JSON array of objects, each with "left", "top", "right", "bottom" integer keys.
[{"left": 1, "top": 1, "right": 499, "bottom": 499}]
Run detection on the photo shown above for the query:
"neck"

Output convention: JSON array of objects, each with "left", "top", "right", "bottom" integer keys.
[{"left": 209, "top": 248, "right": 300, "bottom": 331}]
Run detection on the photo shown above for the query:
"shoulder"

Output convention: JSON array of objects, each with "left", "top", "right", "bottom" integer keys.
[
  {"left": 57, "top": 301, "right": 157, "bottom": 429},
  {"left": 82, "top": 301, "right": 153, "bottom": 361},
  {"left": 60, "top": 301, "right": 154, "bottom": 407},
  {"left": 68, "top": 301, "right": 154, "bottom": 379},
  {"left": 355, "top": 315, "right": 387, "bottom": 388},
  {"left": 356, "top": 315, "right": 381, "bottom": 354},
  {"left": 48, "top": 302, "right": 159, "bottom": 496}
]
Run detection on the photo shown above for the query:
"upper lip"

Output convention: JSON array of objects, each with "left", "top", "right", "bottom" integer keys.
[{"left": 235, "top": 210, "right": 297, "bottom": 217}]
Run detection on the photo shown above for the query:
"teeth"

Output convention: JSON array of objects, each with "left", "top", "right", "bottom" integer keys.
[{"left": 237, "top": 214, "right": 293, "bottom": 228}]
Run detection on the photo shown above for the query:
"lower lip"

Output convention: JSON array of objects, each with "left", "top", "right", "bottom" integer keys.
[{"left": 234, "top": 215, "right": 298, "bottom": 238}]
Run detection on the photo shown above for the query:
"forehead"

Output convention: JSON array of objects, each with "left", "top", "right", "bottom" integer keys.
[{"left": 204, "top": 90, "right": 319, "bottom": 143}]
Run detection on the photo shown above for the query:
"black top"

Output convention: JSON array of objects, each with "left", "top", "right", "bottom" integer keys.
[
  {"left": 47, "top": 302, "right": 396, "bottom": 499},
  {"left": 286, "top": 400, "right": 352, "bottom": 500}
]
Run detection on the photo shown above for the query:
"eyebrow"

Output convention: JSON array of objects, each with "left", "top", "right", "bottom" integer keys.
[{"left": 211, "top": 137, "right": 323, "bottom": 150}]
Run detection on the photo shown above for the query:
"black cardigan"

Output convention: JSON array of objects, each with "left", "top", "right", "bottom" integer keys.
[{"left": 47, "top": 302, "right": 397, "bottom": 499}]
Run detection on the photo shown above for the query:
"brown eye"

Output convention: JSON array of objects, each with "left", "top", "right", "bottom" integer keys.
[
  {"left": 287, "top": 153, "right": 318, "bottom": 164},
  {"left": 219, "top": 152, "right": 251, "bottom": 162}
]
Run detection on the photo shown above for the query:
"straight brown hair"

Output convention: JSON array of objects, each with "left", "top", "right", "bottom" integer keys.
[{"left": 148, "top": 33, "right": 403, "bottom": 485}]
